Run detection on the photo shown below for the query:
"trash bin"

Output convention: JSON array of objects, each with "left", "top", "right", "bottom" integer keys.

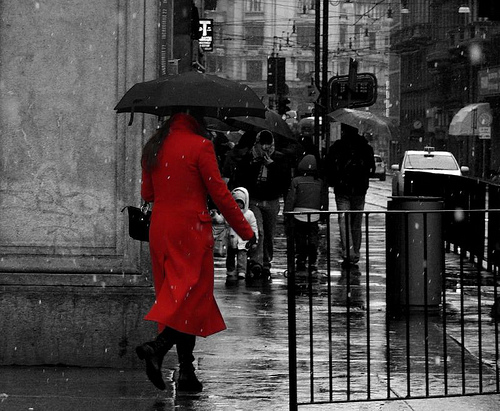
[{"left": 386, "top": 196, "right": 444, "bottom": 311}]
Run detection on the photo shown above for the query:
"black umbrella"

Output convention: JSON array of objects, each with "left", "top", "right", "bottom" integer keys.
[
  {"left": 114, "top": 71, "right": 266, "bottom": 124},
  {"left": 226, "top": 109, "right": 294, "bottom": 140},
  {"left": 205, "top": 117, "right": 239, "bottom": 133}
]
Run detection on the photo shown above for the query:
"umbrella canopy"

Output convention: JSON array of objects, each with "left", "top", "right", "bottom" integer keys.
[
  {"left": 449, "top": 103, "right": 491, "bottom": 136},
  {"left": 114, "top": 71, "right": 267, "bottom": 122},
  {"left": 226, "top": 109, "right": 294, "bottom": 140},
  {"left": 329, "top": 108, "right": 396, "bottom": 139},
  {"left": 205, "top": 117, "right": 239, "bottom": 133}
]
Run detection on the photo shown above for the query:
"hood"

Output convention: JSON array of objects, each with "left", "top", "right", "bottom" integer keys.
[
  {"left": 298, "top": 154, "right": 317, "bottom": 173},
  {"left": 168, "top": 113, "right": 204, "bottom": 136},
  {"left": 231, "top": 186, "right": 250, "bottom": 213}
]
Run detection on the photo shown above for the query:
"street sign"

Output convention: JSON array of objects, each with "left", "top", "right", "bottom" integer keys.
[
  {"left": 479, "top": 126, "right": 491, "bottom": 139},
  {"left": 199, "top": 19, "right": 213, "bottom": 51},
  {"left": 478, "top": 111, "right": 492, "bottom": 126},
  {"left": 328, "top": 73, "right": 377, "bottom": 110}
]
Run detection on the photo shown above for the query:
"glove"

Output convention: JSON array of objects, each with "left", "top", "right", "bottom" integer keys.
[{"left": 245, "top": 233, "right": 257, "bottom": 250}]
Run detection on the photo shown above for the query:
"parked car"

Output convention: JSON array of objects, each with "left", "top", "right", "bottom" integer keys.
[
  {"left": 373, "top": 155, "right": 386, "bottom": 181},
  {"left": 391, "top": 147, "right": 469, "bottom": 195}
]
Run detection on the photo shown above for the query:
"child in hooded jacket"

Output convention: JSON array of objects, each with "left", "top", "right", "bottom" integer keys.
[
  {"left": 212, "top": 187, "right": 258, "bottom": 280},
  {"left": 284, "top": 154, "right": 329, "bottom": 273}
]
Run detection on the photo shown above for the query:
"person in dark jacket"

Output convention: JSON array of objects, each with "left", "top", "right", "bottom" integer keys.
[
  {"left": 284, "top": 154, "right": 329, "bottom": 273},
  {"left": 221, "top": 130, "right": 257, "bottom": 189},
  {"left": 325, "top": 124, "right": 375, "bottom": 266},
  {"left": 231, "top": 129, "right": 291, "bottom": 280}
]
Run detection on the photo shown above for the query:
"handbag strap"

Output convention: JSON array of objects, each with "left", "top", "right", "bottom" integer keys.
[{"left": 121, "top": 202, "right": 151, "bottom": 214}]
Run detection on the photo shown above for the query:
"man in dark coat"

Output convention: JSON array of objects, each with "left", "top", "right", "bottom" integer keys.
[
  {"left": 325, "top": 124, "right": 375, "bottom": 266},
  {"left": 231, "top": 130, "right": 291, "bottom": 280}
]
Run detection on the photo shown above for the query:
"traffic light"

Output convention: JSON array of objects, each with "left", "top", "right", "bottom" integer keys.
[
  {"left": 277, "top": 96, "right": 291, "bottom": 115},
  {"left": 267, "top": 57, "right": 286, "bottom": 94}
]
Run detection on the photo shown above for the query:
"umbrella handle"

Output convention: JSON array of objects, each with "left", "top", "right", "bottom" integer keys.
[
  {"left": 128, "top": 99, "right": 143, "bottom": 126},
  {"left": 128, "top": 106, "right": 135, "bottom": 126}
]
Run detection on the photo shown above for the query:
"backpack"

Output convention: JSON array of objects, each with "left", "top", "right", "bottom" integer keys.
[{"left": 339, "top": 148, "right": 366, "bottom": 183}]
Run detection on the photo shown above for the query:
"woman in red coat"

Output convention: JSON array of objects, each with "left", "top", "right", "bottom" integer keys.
[{"left": 137, "top": 109, "right": 255, "bottom": 392}]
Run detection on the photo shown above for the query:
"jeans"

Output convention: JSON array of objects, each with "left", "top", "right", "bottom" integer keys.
[
  {"left": 249, "top": 198, "right": 280, "bottom": 269},
  {"left": 226, "top": 247, "right": 248, "bottom": 275},
  {"left": 294, "top": 219, "right": 319, "bottom": 268},
  {"left": 335, "top": 194, "right": 365, "bottom": 262}
]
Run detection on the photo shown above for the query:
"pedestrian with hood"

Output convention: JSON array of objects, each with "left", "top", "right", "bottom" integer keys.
[
  {"left": 138, "top": 107, "right": 256, "bottom": 392},
  {"left": 221, "top": 130, "right": 257, "bottom": 189},
  {"left": 284, "top": 154, "right": 329, "bottom": 274},
  {"left": 212, "top": 186, "right": 258, "bottom": 281},
  {"left": 231, "top": 129, "right": 291, "bottom": 281},
  {"left": 325, "top": 124, "right": 375, "bottom": 267}
]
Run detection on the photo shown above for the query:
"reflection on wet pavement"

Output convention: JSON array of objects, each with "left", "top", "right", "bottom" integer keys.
[{"left": 170, "top": 212, "right": 500, "bottom": 409}]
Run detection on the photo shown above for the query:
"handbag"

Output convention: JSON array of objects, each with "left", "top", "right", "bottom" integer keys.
[
  {"left": 121, "top": 203, "right": 151, "bottom": 242},
  {"left": 212, "top": 223, "right": 228, "bottom": 257}
]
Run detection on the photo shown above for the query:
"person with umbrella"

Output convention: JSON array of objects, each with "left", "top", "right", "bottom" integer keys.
[
  {"left": 136, "top": 107, "right": 256, "bottom": 392},
  {"left": 325, "top": 124, "right": 375, "bottom": 268},
  {"left": 231, "top": 129, "right": 292, "bottom": 281}
]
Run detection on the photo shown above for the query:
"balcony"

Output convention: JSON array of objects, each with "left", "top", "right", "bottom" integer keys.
[{"left": 391, "top": 23, "right": 433, "bottom": 53}]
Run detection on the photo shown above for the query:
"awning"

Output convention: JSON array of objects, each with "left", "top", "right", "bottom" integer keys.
[{"left": 449, "top": 103, "right": 491, "bottom": 136}]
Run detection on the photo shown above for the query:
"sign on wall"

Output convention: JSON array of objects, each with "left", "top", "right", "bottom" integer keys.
[
  {"left": 479, "top": 66, "right": 500, "bottom": 97},
  {"left": 199, "top": 19, "right": 213, "bottom": 51}
]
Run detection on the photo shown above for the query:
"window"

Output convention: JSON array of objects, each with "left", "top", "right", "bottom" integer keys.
[
  {"left": 339, "top": 24, "right": 347, "bottom": 46},
  {"left": 247, "top": 60, "right": 262, "bottom": 82},
  {"left": 298, "top": 0, "right": 315, "bottom": 13},
  {"left": 246, "top": 0, "right": 262, "bottom": 12},
  {"left": 206, "top": 56, "right": 223, "bottom": 74},
  {"left": 296, "top": 24, "right": 315, "bottom": 47},
  {"left": 369, "top": 32, "right": 376, "bottom": 50},
  {"left": 297, "top": 61, "right": 314, "bottom": 81},
  {"left": 214, "top": 23, "right": 223, "bottom": 44},
  {"left": 245, "top": 25, "right": 264, "bottom": 46},
  {"left": 205, "top": 0, "right": 217, "bottom": 11},
  {"left": 354, "top": 26, "right": 361, "bottom": 49}
]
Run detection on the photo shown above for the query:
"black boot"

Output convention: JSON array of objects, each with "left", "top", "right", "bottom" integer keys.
[
  {"left": 136, "top": 329, "right": 174, "bottom": 390},
  {"left": 176, "top": 333, "right": 203, "bottom": 392},
  {"left": 178, "top": 362, "right": 203, "bottom": 392}
]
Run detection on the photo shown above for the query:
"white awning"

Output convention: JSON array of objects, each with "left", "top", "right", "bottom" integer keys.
[{"left": 449, "top": 103, "right": 491, "bottom": 136}]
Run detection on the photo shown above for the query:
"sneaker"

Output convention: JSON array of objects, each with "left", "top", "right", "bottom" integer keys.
[
  {"left": 225, "top": 271, "right": 238, "bottom": 285},
  {"left": 237, "top": 272, "right": 246, "bottom": 280}
]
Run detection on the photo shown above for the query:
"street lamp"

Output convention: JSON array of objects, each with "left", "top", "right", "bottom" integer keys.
[{"left": 458, "top": 4, "right": 471, "bottom": 14}]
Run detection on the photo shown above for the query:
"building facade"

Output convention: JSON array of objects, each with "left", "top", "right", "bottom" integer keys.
[
  {"left": 391, "top": 0, "right": 500, "bottom": 176},
  {"left": 202, "top": 0, "right": 392, "bottom": 157}
]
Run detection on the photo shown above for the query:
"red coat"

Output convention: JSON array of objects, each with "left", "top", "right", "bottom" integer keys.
[{"left": 141, "top": 113, "right": 254, "bottom": 337}]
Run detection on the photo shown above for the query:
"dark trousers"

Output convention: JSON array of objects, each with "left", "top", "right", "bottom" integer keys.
[
  {"left": 160, "top": 327, "right": 196, "bottom": 366},
  {"left": 294, "top": 219, "right": 319, "bottom": 267}
]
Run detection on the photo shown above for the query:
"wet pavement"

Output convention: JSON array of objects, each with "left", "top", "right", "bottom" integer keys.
[{"left": 1, "top": 183, "right": 500, "bottom": 410}]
